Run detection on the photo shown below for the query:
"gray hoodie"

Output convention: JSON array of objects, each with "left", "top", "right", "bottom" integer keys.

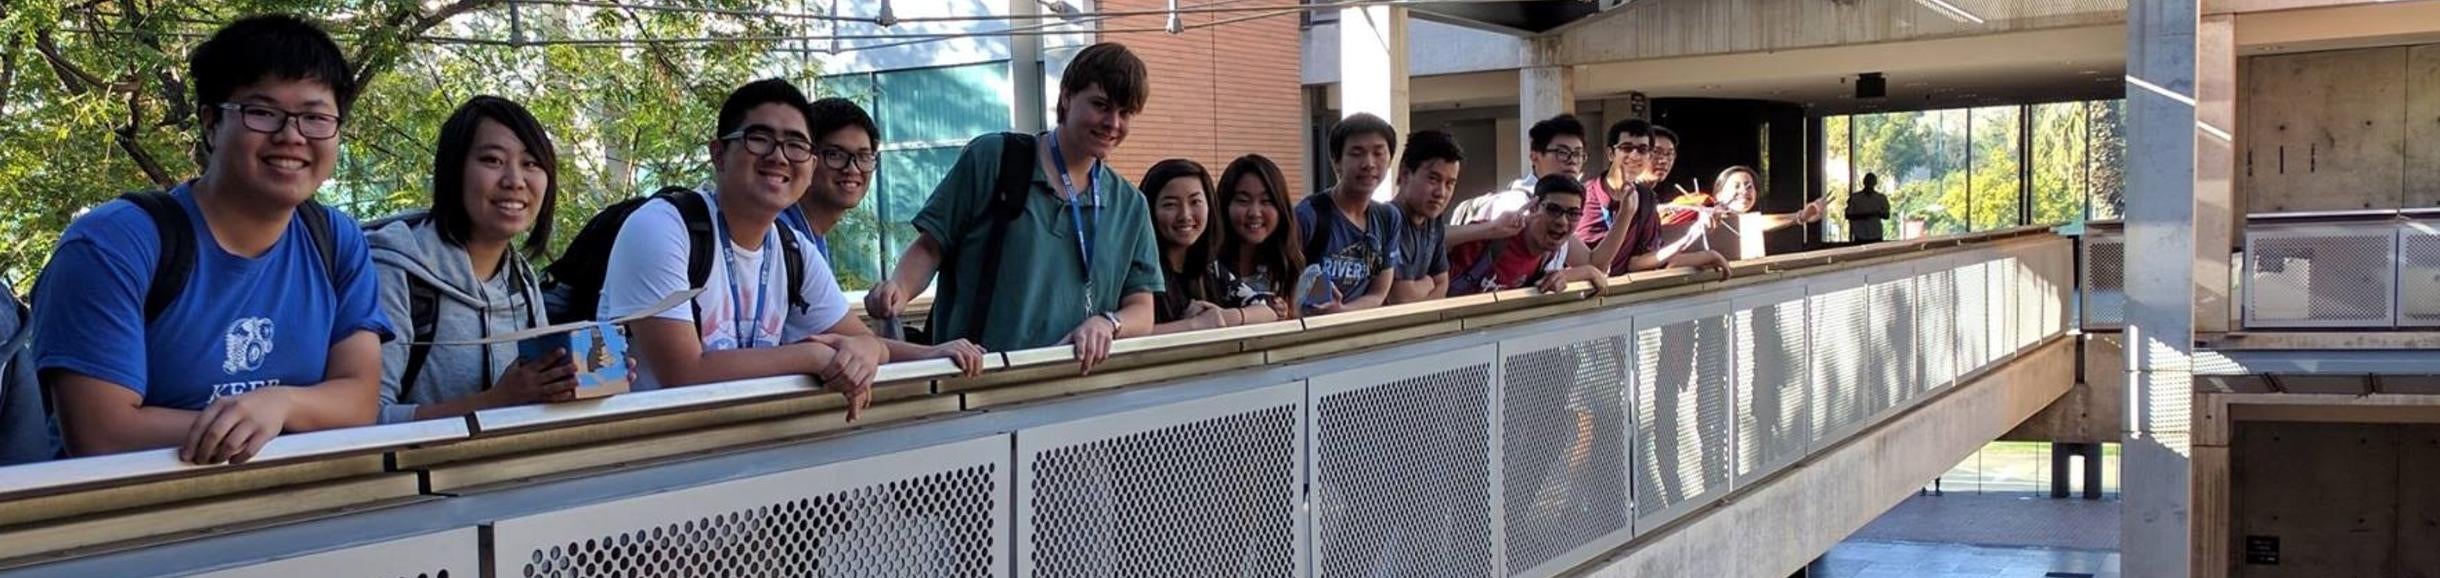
[{"left": 367, "top": 212, "right": 547, "bottom": 424}]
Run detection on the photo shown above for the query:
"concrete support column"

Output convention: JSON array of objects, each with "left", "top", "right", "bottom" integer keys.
[
  {"left": 2122, "top": 0, "right": 2198, "bottom": 576},
  {"left": 1338, "top": 3, "right": 1410, "bottom": 201},
  {"left": 1519, "top": 36, "right": 1576, "bottom": 176},
  {"left": 1007, "top": 0, "right": 1046, "bottom": 133},
  {"left": 2196, "top": 15, "right": 2238, "bottom": 335}
]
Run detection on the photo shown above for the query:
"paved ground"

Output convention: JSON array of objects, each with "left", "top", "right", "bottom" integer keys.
[
  {"left": 1810, "top": 539, "right": 2120, "bottom": 578},
  {"left": 1851, "top": 493, "right": 2121, "bottom": 551},
  {"left": 1805, "top": 492, "right": 2120, "bottom": 577}
]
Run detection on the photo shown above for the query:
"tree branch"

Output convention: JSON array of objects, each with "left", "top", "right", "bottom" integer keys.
[
  {"left": 119, "top": 84, "right": 174, "bottom": 186},
  {"left": 349, "top": 0, "right": 506, "bottom": 92}
]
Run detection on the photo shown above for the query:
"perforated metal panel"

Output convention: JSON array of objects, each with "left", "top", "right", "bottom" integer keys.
[
  {"left": 1915, "top": 267, "right": 1960, "bottom": 393},
  {"left": 1632, "top": 303, "right": 1735, "bottom": 533},
  {"left": 2246, "top": 224, "right": 2398, "bottom": 328},
  {"left": 490, "top": 436, "right": 1009, "bottom": 578},
  {"left": 1497, "top": 325, "right": 1633, "bottom": 578},
  {"left": 1732, "top": 289, "right": 1810, "bottom": 487},
  {"left": 1309, "top": 345, "right": 1498, "bottom": 578},
  {"left": 187, "top": 527, "right": 477, "bottom": 578},
  {"left": 2399, "top": 222, "right": 2440, "bottom": 327},
  {"left": 1955, "top": 261, "right": 1993, "bottom": 372},
  {"left": 1985, "top": 255, "right": 2017, "bottom": 359},
  {"left": 1808, "top": 281, "right": 1872, "bottom": 446},
  {"left": 1016, "top": 382, "right": 1303, "bottom": 578},
  {"left": 2081, "top": 232, "right": 2127, "bottom": 329},
  {"left": 1868, "top": 272, "right": 1920, "bottom": 412}
]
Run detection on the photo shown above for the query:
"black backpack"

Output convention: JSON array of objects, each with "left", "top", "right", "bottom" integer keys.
[
  {"left": 117, "top": 191, "right": 342, "bottom": 322},
  {"left": 928, "top": 133, "right": 1040, "bottom": 345},
  {"left": 0, "top": 282, "right": 52, "bottom": 465},
  {"left": 541, "top": 186, "right": 807, "bottom": 326}
]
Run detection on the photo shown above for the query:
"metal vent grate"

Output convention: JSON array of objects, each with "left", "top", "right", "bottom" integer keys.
[
  {"left": 1633, "top": 313, "right": 1734, "bottom": 529},
  {"left": 518, "top": 465, "right": 1000, "bottom": 578},
  {"left": 1024, "top": 404, "right": 1299, "bottom": 578},
  {"left": 1312, "top": 362, "right": 1496, "bottom": 578},
  {"left": 1734, "top": 297, "right": 1810, "bottom": 483},
  {"left": 2247, "top": 227, "right": 2396, "bottom": 327},
  {"left": 2081, "top": 234, "right": 2126, "bottom": 329},
  {"left": 2398, "top": 223, "right": 2440, "bottom": 326},
  {"left": 1499, "top": 336, "right": 1632, "bottom": 577}
]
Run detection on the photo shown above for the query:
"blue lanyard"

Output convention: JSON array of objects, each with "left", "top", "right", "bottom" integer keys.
[
  {"left": 1048, "top": 130, "right": 1103, "bottom": 312},
  {"left": 712, "top": 196, "right": 776, "bottom": 348}
]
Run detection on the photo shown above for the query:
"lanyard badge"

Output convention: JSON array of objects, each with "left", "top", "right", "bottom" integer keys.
[{"left": 1048, "top": 130, "right": 1103, "bottom": 314}]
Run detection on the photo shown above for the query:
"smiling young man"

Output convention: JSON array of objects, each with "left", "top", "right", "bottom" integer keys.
[
  {"left": 1578, "top": 119, "right": 1729, "bottom": 277},
  {"left": 1449, "top": 114, "right": 1587, "bottom": 229},
  {"left": 1295, "top": 113, "right": 1403, "bottom": 316},
  {"left": 1447, "top": 176, "right": 1610, "bottom": 297},
  {"left": 597, "top": 79, "right": 891, "bottom": 420},
  {"left": 778, "top": 97, "right": 986, "bottom": 376},
  {"left": 866, "top": 42, "right": 1162, "bottom": 374},
  {"left": 33, "top": 15, "right": 393, "bottom": 464},
  {"left": 1386, "top": 130, "right": 1461, "bottom": 304}
]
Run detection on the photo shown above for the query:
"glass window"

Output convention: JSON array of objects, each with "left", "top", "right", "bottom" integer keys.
[
  {"left": 2087, "top": 100, "right": 2127, "bottom": 222},
  {"left": 1823, "top": 116, "right": 1853, "bottom": 242},
  {"left": 2031, "top": 102, "right": 2089, "bottom": 227},
  {"left": 1968, "top": 106, "right": 2023, "bottom": 231}
]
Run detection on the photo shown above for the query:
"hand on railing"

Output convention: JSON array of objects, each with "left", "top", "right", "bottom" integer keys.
[
  {"left": 810, "top": 334, "right": 883, "bottom": 421},
  {"left": 926, "top": 339, "right": 989, "bottom": 377}
]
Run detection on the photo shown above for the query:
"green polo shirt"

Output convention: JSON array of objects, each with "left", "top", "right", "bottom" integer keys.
[{"left": 913, "top": 133, "right": 1165, "bottom": 351}]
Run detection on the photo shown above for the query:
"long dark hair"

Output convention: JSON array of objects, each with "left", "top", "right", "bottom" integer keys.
[
  {"left": 1214, "top": 154, "right": 1305, "bottom": 298},
  {"left": 431, "top": 95, "right": 558, "bottom": 259},
  {"left": 1139, "top": 159, "right": 1219, "bottom": 302}
]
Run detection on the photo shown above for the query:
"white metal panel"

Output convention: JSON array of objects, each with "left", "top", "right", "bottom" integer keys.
[
  {"left": 1496, "top": 323, "right": 1635, "bottom": 578},
  {"left": 1866, "top": 266, "right": 1921, "bottom": 418},
  {"left": 2398, "top": 220, "right": 2440, "bottom": 327},
  {"left": 1806, "top": 272, "right": 1873, "bottom": 449},
  {"left": 1730, "top": 287, "right": 1811, "bottom": 488},
  {"left": 1307, "top": 344, "right": 1499, "bottom": 578},
  {"left": 184, "top": 527, "right": 477, "bottom": 578},
  {"left": 2245, "top": 223, "right": 2398, "bottom": 328},
  {"left": 1015, "top": 382, "right": 1305, "bottom": 578},
  {"left": 488, "top": 436, "right": 1010, "bottom": 578},
  {"left": 1630, "top": 300, "right": 1735, "bottom": 535}
]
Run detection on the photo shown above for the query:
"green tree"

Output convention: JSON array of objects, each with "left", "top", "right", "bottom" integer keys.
[{"left": 1, "top": 1, "right": 823, "bottom": 289}]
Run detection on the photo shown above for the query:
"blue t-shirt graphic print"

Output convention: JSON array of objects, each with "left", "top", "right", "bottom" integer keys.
[
  {"left": 33, "top": 182, "right": 394, "bottom": 411},
  {"left": 1293, "top": 193, "right": 1404, "bottom": 312}
]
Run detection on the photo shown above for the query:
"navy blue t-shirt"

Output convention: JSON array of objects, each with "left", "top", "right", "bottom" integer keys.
[
  {"left": 33, "top": 182, "right": 394, "bottom": 410},
  {"left": 1293, "top": 192, "right": 1404, "bottom": 312}
]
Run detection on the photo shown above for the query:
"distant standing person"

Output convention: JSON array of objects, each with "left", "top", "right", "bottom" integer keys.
[{"left": 1846, "top": 173, "right": 1891, "bottom": 244}]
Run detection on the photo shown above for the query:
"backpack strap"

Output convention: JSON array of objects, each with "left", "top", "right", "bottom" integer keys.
[
  {"left": 117, "top": 192, "right": 195, "bottom": 323},
  {"left": 776, "top": 224, "right": 810, "bottom": 314},
  {"left": 951, "top": 132, "right": 1038, "bottom": 345},
  {"left": 397, "top": 279, "right": 440, "bottom": 399},
  {"left": 1302, "top": 195, "right": 1337, "bottom": 269},
  {"left": 652, "top": 187, "right": 717, "bottom": 291},
  {"left": 295, "top": 200, "right": 339, "bottom": 284}
]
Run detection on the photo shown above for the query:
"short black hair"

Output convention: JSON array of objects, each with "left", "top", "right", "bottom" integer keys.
[
  {"left": 190, "top": 15, "right": 356, "bottom": 116},
  {"left": 1528, "top": 114, "right": 1587, "bottom": 152},
  {"left": 806, "top": 97, "right": 881, "bottom": 147},
  {"left": 1863, "top": 172, "right": 1880, "bottom": 188},
  {"left": 1330, "top": 113, "right": 1398, "bottom": 160},
  {"left": 1533, "top": 173, "right": 1587, "bottom": 201},
  {"left": 1058, "top": 42, "right": 1150, "bottom": 123},
  {"left": 431, "top": 96, "right": 559, "bottom": 260},
  {"left": 1399, "top": 130, "right": 1463, "bottom": 175},
  {"left": 1652, "top": 125, "right": 1680, "bottom": 145},
  {"left": 716, "top": 78, "right": 815, "bottom": 140},
  {"left": 1606, "top": 118, "right": 1653, "bottom": 149}
]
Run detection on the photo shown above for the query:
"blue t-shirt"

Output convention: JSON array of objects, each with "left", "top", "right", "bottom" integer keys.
[
  {"left": 1293, "top": 192, "right": 1404, "bottom": 312},
  {"left": 33, "top": 183, "right": 394, "bottom": 411}
]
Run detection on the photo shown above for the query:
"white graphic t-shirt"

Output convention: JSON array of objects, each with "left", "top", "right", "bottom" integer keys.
[{"left": 597, "top": 188, "right": 851, "bottom": 390}]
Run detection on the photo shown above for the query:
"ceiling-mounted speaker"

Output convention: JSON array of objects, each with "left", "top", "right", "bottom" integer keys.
[{"left": 1856, "top": 72, "right": 1887, "bottom": 99}]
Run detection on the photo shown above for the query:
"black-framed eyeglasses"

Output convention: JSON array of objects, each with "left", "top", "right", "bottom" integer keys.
[
  {"left": 218, "top": 102, "right": 341, "bottom": 140},
  {"left": 1652, "top": 147, "right": 1679, "bottom": 160},
  {"left": 1537, "top": 146, "right": 1587, "bottom": 162},
  {"left": 1538, "top": 202, "right": 1585, "bottom": 220},
  {"left": 816, "top": 147, "right": 881, "bottom": 172},
  {"left": 719, "top": 129, "right": 816, "bottom": 163},
  {"left": 1613, "top": 143, "right": 1652, "bottom": 155}
]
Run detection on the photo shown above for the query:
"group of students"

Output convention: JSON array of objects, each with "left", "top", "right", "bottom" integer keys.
[{"left": 0, "top": 13, "right": 1831, "bottom": 467}]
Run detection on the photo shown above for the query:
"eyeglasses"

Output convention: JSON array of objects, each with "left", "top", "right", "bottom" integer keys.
[
  {"left": 1537, "top": 202, "right": 1585, "bottom": 220},
  {"left": 1537, "top": 146, "right": 1587, "bottom": 162},
  {"left": 719, "top": 129, "right": 816, "bottom": 163},
  {"left": 1613, "top": 143, "right": 1652, "bottom": 155},
  {"left": 218, "top": 103, "right": 341, "bottom": 140},
  {"left": 1653, "top": 147, "right": 1679, "bottom": 160},
  {"left": 816, "top": 147, "right": 880, "bottom": 172}
]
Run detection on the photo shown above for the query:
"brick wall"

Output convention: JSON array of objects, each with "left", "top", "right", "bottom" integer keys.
[{"left": 1091, "top": 0, "right": 1308, "bottom": 196}]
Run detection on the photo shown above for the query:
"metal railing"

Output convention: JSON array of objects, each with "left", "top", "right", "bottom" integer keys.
[
  {"left": 0, "top": 229, "right": 2072, "bottom": 578},
  {"left": 2242, "top": 216, "right": 2440, "bottom": 329}
]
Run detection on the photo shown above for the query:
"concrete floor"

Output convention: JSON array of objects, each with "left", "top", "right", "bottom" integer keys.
[{"left": 1810, "top": 540, "right": 2121, "bottom": 578}]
